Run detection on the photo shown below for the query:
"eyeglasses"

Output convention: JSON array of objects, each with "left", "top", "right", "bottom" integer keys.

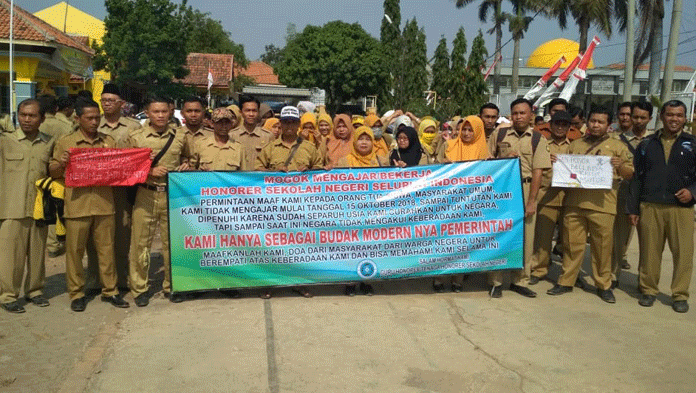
[{"left": 396, "top": 135, "right": 409, "bottom": 141}]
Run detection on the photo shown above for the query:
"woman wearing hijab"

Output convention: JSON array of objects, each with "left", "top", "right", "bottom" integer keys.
[
  {"left": 432, "top": 115, "right": 490, "bottom": 293},
  {"left": 438, "top": 115, "right": 490, "bottom": 163},
  {"left": 262, "top": 118, "right": 280, "bottom": 139},
  {"left": 317, "top": 113, "right": 333, "bottom": 138},
  {"left": 258, "top": 103, "right": 274, "bottom": 124},
  {"left": 418, "top": 118, "right": 438, "bottom": 158},
  {"left": 336, "top": 126, "right": 386, "bottom": 168},
  {"left": 299, "top": 112, "right": 322, "bottom": 148},
  {"left": 226, "top": 104, "right": 242, "bottom": 129},
  {"left": 364, "top": 114, "right": 392, "bottom": 161},
  {"left": 389, "top": 126, "right": 432, "bottom": 167},
  {"left": 322, "top": 114, "right": 354, "bottom": 169}
]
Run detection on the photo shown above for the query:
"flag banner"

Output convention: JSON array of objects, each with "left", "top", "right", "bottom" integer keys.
[
  {"left": 65, "top": 148, "right": 152, "bottom": 187},
  {"left": 559, "top": 36, "right": 601, "bottom": 101},
  {"left": 523, "top": 56, "right": 566, "bottom": 101},
  {"left": 552, "top": 154, "right": 613, "bottom": 189},
  {"left": 533, "top": 54, "right": 582, "bottom": 110},
  {"left": 168, "top": 159, "right": 525, "bottom": 292}
]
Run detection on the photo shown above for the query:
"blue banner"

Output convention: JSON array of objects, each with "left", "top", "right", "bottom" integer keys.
[{"left": 168, "top": 159, "right": 524, "bottom": 292}]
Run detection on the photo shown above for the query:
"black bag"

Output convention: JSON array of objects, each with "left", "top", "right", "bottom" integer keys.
[{"left": 126, "top": 133, "right": 176, "bottom": 205}]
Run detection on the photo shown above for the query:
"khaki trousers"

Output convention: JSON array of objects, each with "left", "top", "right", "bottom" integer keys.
[
  {"left": 0, "top": 218, "right": 47, "bottom": 303},
  {"left": 612, "top": 184, "right": 635, "bottom": 281},
  {"left": 489, "top": 183, "right": 534, "bottom": 287},
  {"left": 638, "top": 202, "right": 694, "bottom": 301},
  {"left": 65, "top": 215, "right": 117, "bottom": 300},
  {"left": 85, "top": 189, "right": 133, "bottom": 289},
  {"left": 46, "top": 224, "right": 63, "bottom": 253},
  {"left": 129, "top": 187, "right": 170, "bottom": 297},
  {"left": 531, "top": 204, "right": 563, "bottom": 278},
  {"left": 559, "top": 207, "right": 613, "bottom": 290}
]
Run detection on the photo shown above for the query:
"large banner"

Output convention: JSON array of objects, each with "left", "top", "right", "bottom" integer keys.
[
  {"left": 168, "top": 159, "right": 525, "bottom": 292},
  {"left": 65, "top": 148, "right": 152, "bottom": 187}
]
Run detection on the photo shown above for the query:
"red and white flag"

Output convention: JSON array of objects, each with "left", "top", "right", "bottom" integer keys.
[
  {"left": 523, "top": 56, "right": 566, "bottom": 101},
  {"left": 559, "top": 36, "right": 601, "bottom": 102},
  {"left": 483, "top": 53, "right": 502, "bottom": 81},
  {"left": 533, "top": 54, "right": 582, "bottom": 110}
]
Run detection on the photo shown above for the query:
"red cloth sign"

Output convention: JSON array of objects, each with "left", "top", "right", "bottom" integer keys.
[{"left": 65, "top": 148, "right": 152, "bottom": 187}]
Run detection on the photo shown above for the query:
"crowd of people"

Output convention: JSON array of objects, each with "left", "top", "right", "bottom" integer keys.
[{"left": 0, "top": 83, "right": 693, "bottom": 315}]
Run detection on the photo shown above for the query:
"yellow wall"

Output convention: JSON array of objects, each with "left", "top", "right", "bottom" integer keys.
[{"left": 34, "top": 2, "right": 110, "bottom": 102}]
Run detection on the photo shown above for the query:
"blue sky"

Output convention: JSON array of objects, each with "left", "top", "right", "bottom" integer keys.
[{"left": 22, "top": 0, "right": 696, "bottom": 69}]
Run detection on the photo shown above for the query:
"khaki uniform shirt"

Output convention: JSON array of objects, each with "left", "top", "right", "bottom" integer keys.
[
  {"left": 190, "top": 136, "right": 247, "bottom": 171},
  {"left": 55, "top": 112, "right": 74, "bottom": 128},
  {"left": 231, "top": 125, "right": 273, "bottom": 170},
  {"left": 612, "top": 128, "right": 653, "bottom": 203},
  {"left": 122, "top": 126, "right": 186, "bottom": 186},
  {"left": 256, "top": 139, "right": 322, "bottom": 171},
  {"left": 50, "top": 131, "right": 116, "bottom": 218},
  {"left": 538, "top": 138, "right": 570, "bottom": 207},
  {"left": 563, "top": 135, "right": 634, "bottom": 214},
  {"left": 39, "top": 114, "right": 72, "bottom": 139},
  {"left": 659, "top": 130, "right": 681, "bottom": 163},
  {"left": 98, "top": 116, "right": 142, "bottom": 144},
  {"left": 487, "top": 126, "right": 552, "bottom": 178},
  {"left": 181, "top": 125, "right": 213, "bottom": 160},
  {"left": 0, "top": 130, "right": 54, "bottom": 219}
]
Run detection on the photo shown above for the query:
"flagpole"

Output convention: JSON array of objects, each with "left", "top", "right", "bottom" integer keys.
[{"left": 9, "top": 0, "right": 15, "bottom": 125}]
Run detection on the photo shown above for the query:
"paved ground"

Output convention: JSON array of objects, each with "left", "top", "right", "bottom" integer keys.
[{"left": 2, "top": 230, "right": 696, "bottom": 393}]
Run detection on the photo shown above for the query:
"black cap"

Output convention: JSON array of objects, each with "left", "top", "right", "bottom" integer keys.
[
  {"left": 102, "top": 83, "right": 121, "bottom": 97},
  {"left": 550, "top": 111, "right": 571, "bottom": 123}
]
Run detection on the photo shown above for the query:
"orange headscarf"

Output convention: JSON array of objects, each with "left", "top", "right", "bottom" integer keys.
[
  {"left": 364, "top": 114, "right": 388, "bottom": 159},
  {"left": 299, "top": 112, "right": 317, "bottom": 144},
  {"left": 445, "top": 115, "right": 490, "bottom": 162},
  {"left": 345, "top": 126, "right": 380, "bottom": 167},
  {"left": 326, "top": 114, "right": 354, "bottom": 166},
  {"left": 262, "top": 118, "right": 280, "bottom": 138},
  {"left": 364, "top": 114, "right": 381, "bottom": 127},
  {"left": 317, "top": 113, "right": 333, "bottom": 136}
]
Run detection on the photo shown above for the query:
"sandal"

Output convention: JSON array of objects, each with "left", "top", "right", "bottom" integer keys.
[
  {"left": 293, "top": 287, "right": 313, "bottom": 298},
  {"left": 259, "top": 290, "right": 272, "bottom": 299}
]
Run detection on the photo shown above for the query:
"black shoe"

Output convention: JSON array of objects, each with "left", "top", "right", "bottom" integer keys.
[
  {"left": 672, "top": 300, "right": 689, "bottom": 313},
  {"left": 621, "top": 260, "right": 631, "bottom": 270},
  {"left": 574, "top": 278, "right": 587, "bottom": 289},
  {"left": 26, "top": 295, "right": 50, "bottom": 307},
  {"left": 451, "top": 283, "right": 463, "bottom": 293},
  {"left": 344, "top": 285, "right": 357, "bottom": 297},
  {"left": 432, "top": 282, "right": 446, "bottom": 293},
  {"left": 598, "top": 289, "right": 616, "bottom": 304},
  {"left": 610, "top": 280, "right": 619, "bottom": 290},
  {"left": 510, "top": 284, "right": 537, "bottom": 298},
  {"left": 547, "top": 284, "right": 573, "bottom": 296},
  {"left": 70, "top": 297, "right": 87, "bottom": 312},
  {"left": 638, "top": 294, "right": 656, "bottom": 307},
  {"left": 1, "top": 301, "right": 25, "bottom": 314},
  {"left": 219, "top": 289, "right": 241, "bottom": 298},
  {"left": 134, "top": 293, "right": 149, "bottom": 307},
  {"left": 489, "top": 285, "right": 503, "bottom": 298},
  {"left": 101, "top": 295, "right": 130, "bottom": 308},
  {"left": 169, "top": 293, "right": 185, "bottom": 303},
  {"left": 85, "top": 288, "right": 101, "bottom": 297},
  {"left": 360, "top": 282, "right": 374, "bottom": 296},
  {"left": 528, "top": 276, "right": 543, "bottom": 285}
]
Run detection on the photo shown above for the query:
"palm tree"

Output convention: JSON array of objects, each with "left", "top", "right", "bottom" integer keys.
[
  {"left": 456, "top": 0, "right": 505, "bottom": 94},
  {"left": 633, "top": 0, "right": 665, "bottom": 95},
  {"left": 536, "top": 0, "right": 620, "bottom": 52},
  {"left": 504, "top": 0, "right": 533, "bottom": 95}
]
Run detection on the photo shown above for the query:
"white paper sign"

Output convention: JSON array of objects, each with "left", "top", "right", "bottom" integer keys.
[{"left": 552, "top": 154, "right": 613, "bottom": 189}]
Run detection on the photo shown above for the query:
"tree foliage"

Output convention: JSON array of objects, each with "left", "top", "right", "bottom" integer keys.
[
  {"left": 94, "top": 0, "right": 191, "bottom": 92},
  {"left": 185, "top": 10, "right": 248, "bottom": 67},
  {"left": 260, "top": 44, "right": 284, "bottom": 67},
  {"left": 431, "top": 36, "right": 451, "bottom": 101},
  {"left": 379, "top": 0, "right": 402, "bottom": 109},
  {"left": 463, "top": 30, "right": 489, "bottom": 114},
  {"left": 535, "top": 0, "right": 620, "bottom": 52},
  {"left": 275, "top": 21, "right": 388, "bottom": 112},
  {"left": 401, "top": 18, "right": 429, "bottom": 109}
]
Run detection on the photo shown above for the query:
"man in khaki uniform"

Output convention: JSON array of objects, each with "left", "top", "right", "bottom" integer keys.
[
  {"left": 629, "top": 100, "right": 695, "bottom": 313},
  {"left": 0, "top": 100, "right": 54, "bottom": 313},
  {"left": 179, "top": 96, "right": 213, "bottom": 160},
  {"left": 88, "top": 84, "right": 142, "bottom": 291},
  {"left": 38, "top": 95, "right": 72, "bottom": 139},
  {"left": 190, "top": 108, "right": 247, "bottom": 171},
  {"left": 231, "top": 94, "right": 273, "bottom": 170},
  {"left": 256, "top": 106, "right": 323, "bottom": 172},
  {"left": 610, "top": 101, "right": 653, "bottom": 286},
  {"left": 55, "top": 96, "right": 75, "bottom": 129},
  {"left": 529, "top": 111, "right": 572, "bottom": 284},
  {"left": 547, "top": 107, "right": 634, "bottom": 303},
  {"left": 49, "top": 99, "right": 128, "bottom": 312},
  {"left": 122, "top": 97, "right": 188, "bottom": 306},
  {"left": 487, "top": 98, "right": 551, "bottom": 298}
]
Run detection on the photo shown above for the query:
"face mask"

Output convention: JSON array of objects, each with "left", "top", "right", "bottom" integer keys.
[
  {"left": 421, "top": 132, "right": 436, "bottom": 145},
  {"left": 372, "top": 127, "right": 383, "bottom": 138}
]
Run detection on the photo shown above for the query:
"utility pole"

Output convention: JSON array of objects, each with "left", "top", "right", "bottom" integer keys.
[
  {"left": 661, "top": 0, "right": 683, "bottom": 104},
  {"left": 623, "top": 0, "right": 635, "bottom": 102}
]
